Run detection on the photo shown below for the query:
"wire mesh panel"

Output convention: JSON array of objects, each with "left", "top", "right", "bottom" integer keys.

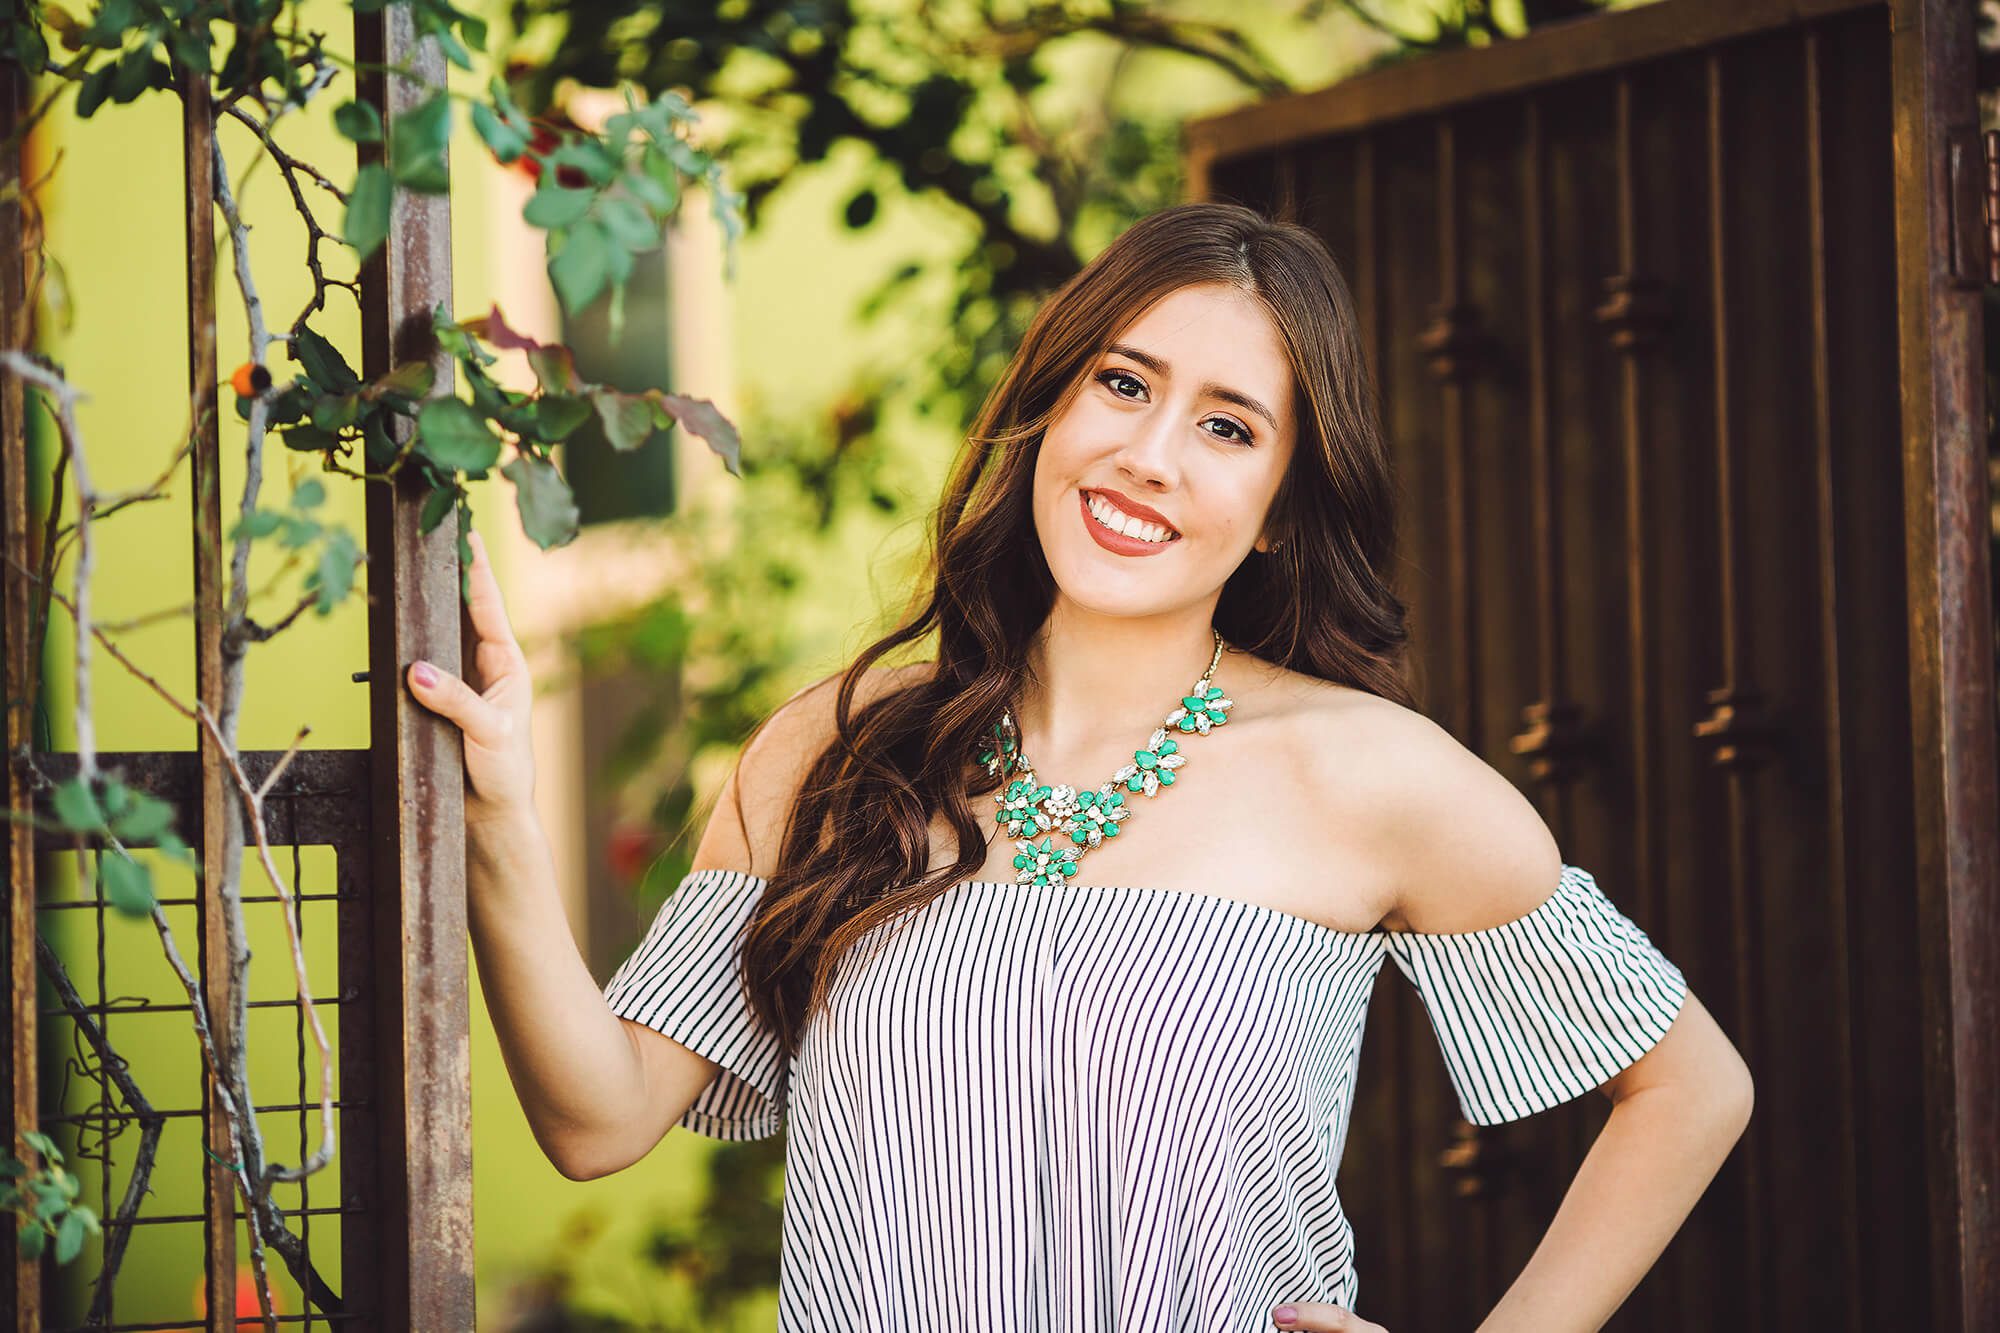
[{"left": 30, "top": 750, "right": 372, "bottom": 1329}]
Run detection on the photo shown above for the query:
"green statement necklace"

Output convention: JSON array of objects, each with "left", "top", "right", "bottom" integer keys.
[{"left": 975, "top": 628, "right": 1234, "bottom": 888}]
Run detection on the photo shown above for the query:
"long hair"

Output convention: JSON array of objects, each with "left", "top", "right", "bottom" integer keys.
[{"left": 738, "top": 201, "right": 1413, "bottom": 1061}]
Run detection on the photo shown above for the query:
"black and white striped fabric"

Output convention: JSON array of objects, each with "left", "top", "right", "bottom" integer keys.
[{"left": 603, "top": 862, "right": 1686, "bottom": 1327}]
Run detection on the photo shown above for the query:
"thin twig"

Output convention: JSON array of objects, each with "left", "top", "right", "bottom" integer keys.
[
  {"left": 217, "top": 100, "right": 360, "bottom": 328},
  {"left": 34, "top": 934, "right": 164, "bottom": 1328},
  {"left": 0, "top": 352, "right": 97, "bottom": 781}
]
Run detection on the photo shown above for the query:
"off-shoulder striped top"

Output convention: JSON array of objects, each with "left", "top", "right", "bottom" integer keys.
[{"left": 602, "top": 863, "right": 1687, "bottom": 1329}]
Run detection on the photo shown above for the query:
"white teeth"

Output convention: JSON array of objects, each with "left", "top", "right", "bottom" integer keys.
[{"left": 1086, "top": 492, "right": 1174, "bottom": 544}]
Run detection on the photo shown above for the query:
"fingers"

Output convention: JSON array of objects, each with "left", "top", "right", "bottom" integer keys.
[
  {"left": 462, "top": 529, "right": 522, "bottom": 656},
  {"left": 1273, "top": 1301, "right": 1383, "bottom": 1331},
  {"left": 406, "top": 658, "right": 501, "bottom": 743}
]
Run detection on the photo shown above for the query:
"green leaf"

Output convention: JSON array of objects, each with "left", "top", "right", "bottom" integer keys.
[
  {"left": 525, "top": 345, "right": 578, "bottom": 395},
  {"left": 51, "top": 777, "right": 103, "bottom": 833},
  {"left": 21, "top": 1132, "right": 57, "bottom": 1161},
  {"left": 293, "top": 326, "right": 359, "bottom": 393},
  {"left": 282, "top": 423, "right": 338, "bottom": 453},
  {"left": 164, "top": 26, "right": 210, "bottom": 78},
  {"left": 471, "top": 102, "right": 528, "bottom": 164},
  {"left": 73, "top": 63, "right": 115, "bottom": 119},
  {"left": 100, "top": 852, "right": 156, "bottom": 917},
  {"left": 390, "top": 91, "right": 452, "bottom": 194},
  {"left": 265, "top": 383, "right": 311, "bottom": 425},
  {"left": 590, "top": 389, "right": 655, "bottom": 452},
  {"left": 625, "top": 163, "right": 677, "bottom": 215},
  {"left": 307, "top": 529, "right": 361, "bottom": 614},
  {"left": 521, "top": 186, "right": 592, "bottom": 230},
  {"left": 293, "top": 478, "right": 327, "bottom": 510},
  {"left": 333, "top": 100, "right": 382, "bottom": 144},
  {"left": 346, "top": 161, "right": 392, "bottom": 260},
  {"left": 309, "top": 392, "right": 362, "bottom": 433},
  {"left": 415, "top": 398, "right": 502, "bottom": 472},
  {"left": 17, "top": 1219, "right": 44, "bottom": 1261},
  {"left": 418, "top": 483, "right": 456, "bottom": 536},
  {"left": 501, "top": 454, "right": 580, "bottom": 550},
  {"left": 108, "top": 790, "right": 174, "bottom": 843},
  {"left": 376, "top": 360, "right": 436, "bottom": 400},
  {"left": 600, "top": 195, "right": 658, "bottom": 252},
  {"left": 543, "top": 137, "right": 618, "bottom": 187},
  {"left": 548, "top": 221, "right": 610, "bottom": 315},
  {"left": 54, "top": 1209, "right": 87, "bottom": 1264},
  {"left": 529, "top": 393, "right": 593, "bottom": 441},
  {"left": 640, "top": 143, "right": 682, "bottom": 197},
  {"left": 229, "top": 509, "right": 283, "bottom": 541},
  {"left": 109, "top": 44, "right": 156, "bottom": 103}
]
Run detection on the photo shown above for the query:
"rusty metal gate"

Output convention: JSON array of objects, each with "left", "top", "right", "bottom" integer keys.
[
  {"left": 3, "top": 8, "right": 472, "bottom": 1330},
  {"left": 1187, "top": 0, "right": 1996, "bottom": 1328}
]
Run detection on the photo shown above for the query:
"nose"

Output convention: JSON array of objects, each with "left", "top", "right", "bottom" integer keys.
[{"left": 1111, "top": 409, "right": 1182, "bottom": 493}]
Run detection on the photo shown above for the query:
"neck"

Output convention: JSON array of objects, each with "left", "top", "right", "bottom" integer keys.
[{"left": 1013, "top": 598, "right": 1221, "bottom": 768}]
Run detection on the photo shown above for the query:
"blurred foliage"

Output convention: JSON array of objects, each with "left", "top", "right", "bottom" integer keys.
[{"left": 502, "top": 1, "right": 1618, "bottom": 1325}]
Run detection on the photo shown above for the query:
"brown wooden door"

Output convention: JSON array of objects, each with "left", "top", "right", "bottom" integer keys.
[{"left": 1187, "top": 1, "right": 1996, "bottom": 1328}]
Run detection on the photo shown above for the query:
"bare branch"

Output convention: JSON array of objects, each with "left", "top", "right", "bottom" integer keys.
[{"left": 34, "top": 934, "right": 165, "bottom": 1327}]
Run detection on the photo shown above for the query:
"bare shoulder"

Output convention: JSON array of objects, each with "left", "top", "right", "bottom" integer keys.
[
  {"left": 1255, "top": 664, "right": 1562, "bottom": 934},
  {"left": 689, "top": 659, "right": 935, "bottom": 877}
]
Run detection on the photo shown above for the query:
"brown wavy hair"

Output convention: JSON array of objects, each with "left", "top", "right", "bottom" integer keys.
[{"left": 738, "top": 200, "right": 1413, "bottom": 1061}]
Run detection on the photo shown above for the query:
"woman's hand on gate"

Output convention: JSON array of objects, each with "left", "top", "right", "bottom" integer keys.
[
  {"left": 1273, "top": 1301, "right": 1389, "bottom": 1331},
  {"left": 404, "top": 528, "right": 538, "bottom": 826}
]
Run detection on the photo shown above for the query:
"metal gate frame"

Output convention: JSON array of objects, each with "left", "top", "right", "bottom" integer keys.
[
  {"left": 2, "top": 6, "right": 473, "bottom": 1328},
  {"left": 1185, "top": 0, "right": 1996, "bottom": 1325}
]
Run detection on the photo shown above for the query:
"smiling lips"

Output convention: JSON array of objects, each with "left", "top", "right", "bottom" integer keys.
[{"left": 1080, "top": 488, "right": 1180, "bottom": 555}]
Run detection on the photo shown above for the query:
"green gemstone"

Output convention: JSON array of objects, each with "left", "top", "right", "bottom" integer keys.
[
  {"left": 1102, "top": 821, "right": 1119, "bottom": 836},
  {"left": 1178, "top": 717, "right": 1197, "bottom": 732},
  {"left": 1204, "top": 686, "right": 1223, "bottom": 701},
  {"left": 1136, "top": 751, "right": 1158, "bottom": 769},
  {"left": 1159, "top": 738, "right": 1177, "bottom": 754},
  {"left": 1013, "top": 852, "right": 1028, "bottom": 869},
  {"left": 1070, "top": 828, "right": 1086, "bottom": 845},
  {"left": 1108, "top": 791, "right": 1125, "bottom": 807},
  {"left": 1182, "top": 695, "right": 1205, "bottom": 710},
  {"left": 1159, "top": 770, "right": 1175, "bottom": 785},
  {"left": 1126, "top": 774, "right": 1144, "bottom": 792}
]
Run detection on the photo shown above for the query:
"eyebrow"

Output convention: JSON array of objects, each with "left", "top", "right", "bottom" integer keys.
[{"left": 1104, "top": 342, "right": 1281, "bottom": 432}]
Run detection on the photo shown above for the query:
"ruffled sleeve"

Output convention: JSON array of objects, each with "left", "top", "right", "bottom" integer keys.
[
  {"left": 1381, "top": 863, "right": 1687, "bottom": 1125},
  {"left": 602, "top": 866, "right": 789, "bottom": 1141}
]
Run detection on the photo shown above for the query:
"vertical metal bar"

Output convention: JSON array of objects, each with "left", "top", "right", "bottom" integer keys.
[
  {"left": 1888, "top": 0, "right": 2000, "bottom": 1325},
  {"left": 353, "top": 4, "right": 474, "bottom": 1326},
  {"left": 182, "top": 67, "right": 236, "bottom": 1329},
  {"left": 1425, "top": 116, "right": 1476, "bottom": 747},
  {"left": 1698, "top": 49, "right": 1772, "bottom": 1333},
  {"left": 1800, "top": 28, "right": 1865, "bottom": 1333},
  {"left": 0, "top": 45, "right": 44, "bottom": 1332}
]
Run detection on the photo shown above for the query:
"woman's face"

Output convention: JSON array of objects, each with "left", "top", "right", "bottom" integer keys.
[{"left": 1031, "top": 281, "right": 1298, "bottom": 620}]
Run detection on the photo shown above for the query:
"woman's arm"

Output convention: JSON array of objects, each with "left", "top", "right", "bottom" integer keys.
[
  {"left": 1475, "top": 989, "right": 1753, "bottom": 1332},
  {"left": 467, "top": 803, "right": 724, "bottom": 1180},
  {"left": 407, "top": 528, "right": 727, "bottom": 1179}
]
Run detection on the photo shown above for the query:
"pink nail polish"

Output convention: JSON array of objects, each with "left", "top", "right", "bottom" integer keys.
[
  {"left": 1275, "top": 1307, "right": 1297, "bottom": 1325},
  {"left": 412, "top": 661, "right": 437, "bottom": 687}
]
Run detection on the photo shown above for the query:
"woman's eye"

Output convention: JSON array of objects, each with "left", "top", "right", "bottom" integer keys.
[
  {"left": 1206, "top": 418, "right": 1253, "bottom": 445},
  {"left": 1098, "top": 369, "right": 1144, "bottom": 398}
]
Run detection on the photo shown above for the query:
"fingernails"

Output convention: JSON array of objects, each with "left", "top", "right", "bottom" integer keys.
[
  {"left": 411, "top": 661, "right": 438, "bottom": 687},
  {"left": 1274, "top": 1308, "right": 1298, "bottom": 1326}
]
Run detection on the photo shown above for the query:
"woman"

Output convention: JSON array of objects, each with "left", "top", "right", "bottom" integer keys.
[{"left": 411, "top": 202, "right": 1754, "bottom": 1331}]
